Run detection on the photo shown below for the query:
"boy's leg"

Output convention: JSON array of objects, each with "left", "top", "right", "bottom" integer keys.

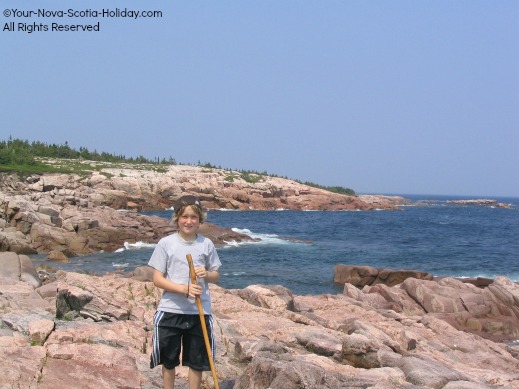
[
  {"left": 188, "top": 368, "right": 202, "bottom": 389},
  {"left": 183, "top": 315, "right": 215, "bottom": 371},
  {"left": 162, "top": 366, "right": 175, "bottom": 389}
]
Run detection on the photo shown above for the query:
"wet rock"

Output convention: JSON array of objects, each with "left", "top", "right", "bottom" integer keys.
[{"left": 47, "top": 250, "right": 69, "bottom": 263}]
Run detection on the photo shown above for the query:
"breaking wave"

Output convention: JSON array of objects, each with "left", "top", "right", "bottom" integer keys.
[
  {"left": 114, "top": 241, "right": 157, "bottom": 252},
  {"left": 222, "top": 227, "right": 296, "bottom": 248}
]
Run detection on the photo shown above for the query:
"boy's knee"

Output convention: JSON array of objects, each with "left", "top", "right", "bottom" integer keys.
[{"left": 162, "top": 365, "right": 175, "bottom": 374}]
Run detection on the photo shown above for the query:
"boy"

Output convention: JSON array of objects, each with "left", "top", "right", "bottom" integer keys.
[{"left": 149, "top": 195, "right": 221, "bottom": 389}]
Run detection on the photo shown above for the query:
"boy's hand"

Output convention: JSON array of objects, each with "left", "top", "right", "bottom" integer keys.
[
  {"left": 194, "top": 266, "right": 207, "bottom": 279},
  {"left": 186, "top": 267, "right": 206, "bottom": 297},
  {"left": 193, "top": 266, "right": 219, "bottom": 284},
  {"left": 187, "top": 283, "right": 202, "bottom": 297}
]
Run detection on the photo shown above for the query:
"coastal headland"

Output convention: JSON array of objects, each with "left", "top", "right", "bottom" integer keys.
[{"left": 0, "top": 160, "right": 407, "bottom": 256}]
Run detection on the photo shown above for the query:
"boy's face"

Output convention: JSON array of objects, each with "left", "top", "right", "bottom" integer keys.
[{"left": 177, "top": 206, "right": 201, "bottom": 239}]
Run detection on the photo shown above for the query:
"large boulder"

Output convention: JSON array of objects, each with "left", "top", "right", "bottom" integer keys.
[
  {"left": 236, "top": 285, "right": 296, "bottom": 312},
  {"left": 0, "top": 251, "right": 41, "bottom": 287},
  {"left": 0, "top": 228, "right": 37, "bottom": 255}
]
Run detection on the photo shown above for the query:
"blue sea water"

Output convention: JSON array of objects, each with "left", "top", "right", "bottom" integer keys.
[{"left": 31, "top": 195, "right": 519, "bottom": 296}]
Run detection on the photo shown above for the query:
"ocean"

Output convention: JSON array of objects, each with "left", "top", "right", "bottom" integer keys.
[{"left": 30, "top": 195, "right": 519, "bottom": 296}]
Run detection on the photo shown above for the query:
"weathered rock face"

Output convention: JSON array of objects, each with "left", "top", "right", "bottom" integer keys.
[
  {"left": 0, "top": 251, "right": 41, "bottom": 288},
  {"left": 0, "top": 166, "right": 406, "bottom": 255},
  {"left": 1, "top": 254, "right": 518, "bottom": 388},
  {"left": 337, "top": 268, "right": 519, "bottom": 343}
]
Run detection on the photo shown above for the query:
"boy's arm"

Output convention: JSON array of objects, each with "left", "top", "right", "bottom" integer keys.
[
  {"left": 206, "top": 270, "right": 220, "bottom": 283},
  {"left": 152, "top": 269, "right": 203, "bottom": 296}
]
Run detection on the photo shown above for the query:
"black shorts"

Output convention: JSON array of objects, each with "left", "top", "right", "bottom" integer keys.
[{"left": 150, "top": 311, "right": 216, "bottom": 372}]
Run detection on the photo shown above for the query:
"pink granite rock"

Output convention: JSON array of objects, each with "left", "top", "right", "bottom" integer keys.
[
  {"left": 1, "top": 249, "right": 518, "bottom": 387},
  {"left": 28, "top": 318, "right": 55, "bottom": 344}
]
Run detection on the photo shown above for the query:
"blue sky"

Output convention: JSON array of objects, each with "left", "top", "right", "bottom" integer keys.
[{"left": 2, "top": 1, "right": 518, "bottom": 197}]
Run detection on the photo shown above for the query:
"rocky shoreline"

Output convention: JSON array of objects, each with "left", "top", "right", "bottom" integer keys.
[
  {"left": 1, "top": 253, "right": 519, "bottom": 388},
  {"left": 0, "top": 162, "right": 408, "bottom": 258}
]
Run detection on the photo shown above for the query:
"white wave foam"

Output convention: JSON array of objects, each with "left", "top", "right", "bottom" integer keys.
[
  {"left": 222, "top": 271, "right": 246, "bottom": 276},
  {"left": 232, "top": 228, "right": 252, "bottom": 235},
  {"left": 447, "top": 273, "right": 519, "bottom": 282},
  {"left": 112, "top": 262, "right": 129, "bottom": 268},
  {"left": 130, "top": 241, "right": 156, "bottom": 249},
  {"left": 229, "top": 227, "right": 293, "bottom": 247},
  {"left": 222, "top": 240, "right": 242, "bottom": 247},
  {"left": 115, "top": 241, "right": 157, "bottom": 252}
]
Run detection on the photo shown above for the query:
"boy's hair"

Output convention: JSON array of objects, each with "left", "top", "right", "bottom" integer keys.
[{"left": 171, "top": 195, "right": 205, "bottom": 224}]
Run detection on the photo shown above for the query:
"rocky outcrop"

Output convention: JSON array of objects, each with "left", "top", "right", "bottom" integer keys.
[
  {"left": 1, "top": 254, "right": 518, "bottom": 388},
  {"left": 334, "top": 265, "right": 496, "bottom": 290},
  {"left": 9, "top": 163, "right": 407, "bottom": 212},
  {"left": 334, "top": 264, "right": 433, "bottom": 287},
  {"left": 0, "top": 177, "right": 255, "bottom": 255},
  {"left": 0, "top": 195, "right": 250, "bottom": 255},
  {"left": 0, "top": 164, "right": 406, "bottom": 255},
  {"left": 335, "top": 267, "right": 519, "bottom": 343},
  {"left": 333, "top": 265, "right": 519, "bottom": 343},
  {"left": 446, "top": 199, "right": 512, "bottom": 208}
]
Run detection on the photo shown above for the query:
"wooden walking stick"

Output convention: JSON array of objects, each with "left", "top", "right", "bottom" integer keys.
[{"left": 186, "top": 254, "right": 220, "bottom": 389}]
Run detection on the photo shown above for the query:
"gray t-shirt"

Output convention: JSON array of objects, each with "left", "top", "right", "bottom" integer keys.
[{"left": 148, "top": 233, "right": 221, "bottom": 315}]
